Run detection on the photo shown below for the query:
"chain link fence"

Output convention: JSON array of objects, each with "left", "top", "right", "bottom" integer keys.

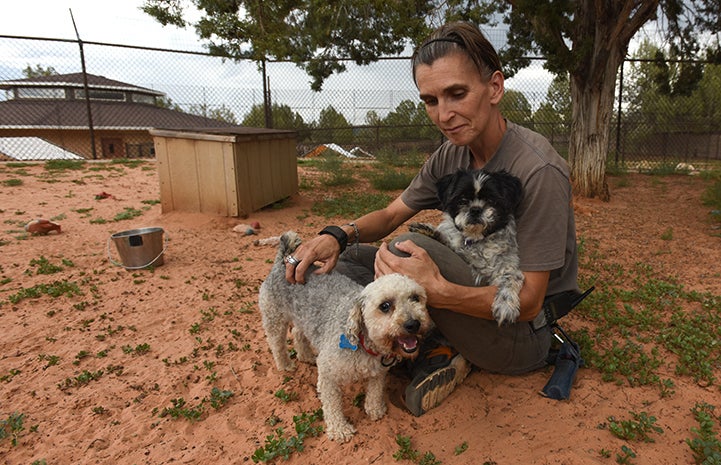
[{"left": 1, "top": 34, "right": 719, "bottom": 167}]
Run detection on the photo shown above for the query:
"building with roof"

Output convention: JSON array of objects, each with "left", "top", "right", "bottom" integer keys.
[{"left": 0, "top": 72, "right": 235, "bottom": 160}]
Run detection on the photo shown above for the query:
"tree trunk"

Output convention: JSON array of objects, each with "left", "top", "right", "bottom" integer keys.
[{"left": 568, "top": 61, "right": 618, "bottom": 201}]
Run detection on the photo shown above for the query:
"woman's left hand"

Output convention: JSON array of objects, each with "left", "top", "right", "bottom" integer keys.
[{"left": 374, "top": 240, "right": 444, "bottom": 291}]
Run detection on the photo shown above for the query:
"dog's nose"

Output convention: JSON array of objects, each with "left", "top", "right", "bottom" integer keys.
[
  {"left": 404, "top": 319, "right": 421, "bottom": 334},
  {"left": 469, "top": 207, "right": 484, "bottom": 219}
]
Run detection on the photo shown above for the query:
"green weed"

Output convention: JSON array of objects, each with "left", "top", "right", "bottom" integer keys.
[
  {"left": 686, "top": 402, "right": 721, "bottom": 464},
  {"left": 44, "top": 159, "right": 85, "bottom": 171},
  {"left": 251, "top": 409, "right": 324, "bottom": 463},
  {"left": 368, "top": 169, "right": 415, "bottom": 191},
  {"left": 113, "top": 207, "right": 144, "bottom": 222},
  {"left": 2, "top": 178, "right": 23, "bottom": 187},
  {"left": 0, "top": 412, "right": 25, "bottom": 446},
  {"left": 393, "top": 434, "right": 442, "bottom": 464},
  {"left": 607, "top": 411, "right": 663, "bottom": 442},
  {"left": 616, "top": 445, "right": 637, "bottom": 464},
  {"left": 159, "top": 387, "right": 234, "bottom": 422},
  {"left": 311, "top": 191, "right": 392, "bottom": 218},
  {"left": 8, "top": 280, "right": 83, "bottom": 304}
]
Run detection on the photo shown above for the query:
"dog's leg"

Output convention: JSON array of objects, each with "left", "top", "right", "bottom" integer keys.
[
  {"left": 291, "top": 327, "right": 316, "bottom": 364},
  {"left": 263, "top": 316, "right": 296, "bottom": 371},
  {"left": 491, "top": 270, "right": 524, "bottom": 325},
  {"left": 317, "top": 364, "right": 356, "bottom": 442},
  {"left": 363, "top": 373, "right": 388, "bottom": 421}
]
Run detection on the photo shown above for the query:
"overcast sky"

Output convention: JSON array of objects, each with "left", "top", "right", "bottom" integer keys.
[
  {"left": 0, "top": 0, "right": 556, "bottom": 122},
  {"left": 1, "top": 0, "right": 202, "bottom": 50}
]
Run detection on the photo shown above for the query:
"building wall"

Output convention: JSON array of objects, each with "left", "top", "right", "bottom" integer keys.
[{"left": 0, "top": 129, "right": 154, "bottom": 159}]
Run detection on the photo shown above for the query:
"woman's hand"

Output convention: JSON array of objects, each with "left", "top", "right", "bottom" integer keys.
[
  {"left": 374, "top": 240, "right": 446, "bottom": 298},
  {"left": 284, "top": 234, "right": 341, "bottom": 284}
]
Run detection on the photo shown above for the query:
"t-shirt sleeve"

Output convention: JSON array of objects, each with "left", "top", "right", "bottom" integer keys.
[{"left": 516, "top": 165, "right": 571, "bottom": 271}]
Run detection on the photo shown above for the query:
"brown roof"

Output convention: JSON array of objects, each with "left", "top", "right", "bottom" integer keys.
[
  {"left": 0, "top": 73, "right": 164, "bottom": 96},
  {"left": 0, "top": 99, "right": 237, "bottom": 130}
]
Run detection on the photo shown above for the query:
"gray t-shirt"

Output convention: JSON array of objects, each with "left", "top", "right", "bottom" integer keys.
[{"left": 401, "top": 121, "right": 579, "bottom": 295}]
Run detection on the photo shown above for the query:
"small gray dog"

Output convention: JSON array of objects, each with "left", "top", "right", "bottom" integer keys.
[
  {"left": 258, "top": 231, "right": 432, "bottom": 442},
  {"left": 409, "top": 169, "right": 524, "bottom": 325}
]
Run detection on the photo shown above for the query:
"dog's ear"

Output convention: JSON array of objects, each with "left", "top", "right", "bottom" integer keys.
[
  {"left": 495, "top": 170, "right": 524, "bottom": 212},
  {"left": 436, "top": 169, "right": 466, "bottom": 210},
  {"left": 345, "top": 296, "right": 364, "bottom": 345}
]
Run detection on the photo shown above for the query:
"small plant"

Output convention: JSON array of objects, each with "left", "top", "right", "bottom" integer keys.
[
  {"left": 616, "top": 445, "right": 637, "bottom": 464},
  {"left": 251, "top": 409, "right": 324, "bottom": 463},
  {"left": 113, "top": 207, "right": 143, "bottom": 222},
  {"left": 58, "top": 369, "right": 104, "bottom": 390},
  {"left": 158, "top": 387, "right": 234, "bottom": 422},
  {"left": 2, "top": 178, "right": 23, "bottom": 187},
  {"left": 274, "top": 388, "right": 299, "bottom": 403},
  {"left": 28, "top": 256, "right": 64, "bottom": 275},
  {"left": 686, "top": 402, "right": 721, "bottom": 464},
  {"left": 0, "top": 412, "right": 25, "bottom": 446},
  {"left": 454, "top": 441, "right": 469, "bottom": 455},
  {"left": 607, "top": 411, "right": 663, "bottom": 442},
  {"left": 8, "top": 280, "right": 83, "bottom": 304},
  {"left": 393, "top": 434, "right": 442, "bottom": 464}
]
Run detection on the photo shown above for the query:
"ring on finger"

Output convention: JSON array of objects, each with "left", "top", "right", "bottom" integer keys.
[{"left": 285, "top": 255, "right": 301, "bottom": 266}]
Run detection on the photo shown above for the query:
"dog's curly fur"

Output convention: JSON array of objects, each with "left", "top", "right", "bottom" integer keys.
[
  {"left": 409, "top": 169, "right": 525, "bottom": 325},
  {"left": 258, "top": 231, "right": 432, "bottom": 442}
]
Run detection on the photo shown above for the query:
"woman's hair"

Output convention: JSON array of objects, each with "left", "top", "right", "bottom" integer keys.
[{"left": 411, "top": 21, "right": 502, "bottom": 85}]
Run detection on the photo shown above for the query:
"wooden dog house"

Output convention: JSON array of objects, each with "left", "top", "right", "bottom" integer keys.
[{"left": 151, "top": 127, "right": 297, "bottom": 217}]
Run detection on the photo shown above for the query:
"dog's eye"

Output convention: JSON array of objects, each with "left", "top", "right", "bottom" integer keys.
[
  {"left": 379, "top": 301, "right": 392, "bottom": 313},
  {"left": 410, "top": 293, "right": 420, "bottom": 303}
]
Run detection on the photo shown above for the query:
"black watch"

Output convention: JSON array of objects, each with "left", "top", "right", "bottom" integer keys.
[{"left": 319, "top": 226, "right": 348, "bottom": 253}]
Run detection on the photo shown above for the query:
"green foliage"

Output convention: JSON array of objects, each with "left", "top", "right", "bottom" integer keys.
[
  {"left": 8, "top": 280, "right": 83, "bottom": 304},
  {"left": 187, "top": 103, "right": 238, "bottom": 124},
  {"left": 316, "top": 154, "right": 355, "bottom": 187},
  {"left": 28, "top": 256, "right": 69, "bottom": 275},
  {"left": 393, "top": 434, "right": 442, "bottom": 464},
  {"left": 251, "top": 409, "right": 324, "bottom": 463},
  {"left": 368, "top": 169, "right": 415, "bottom": 191},
  {"left": 159, "top": 387, "right": 234, "bottom": 421},
  {"left": 0, "top": 412, "right": 25, "bottom": 447},
  {"left": 44, "top": 159, "right": 85, "bottom": 171},
  {"left": 311, "top": 191, "right": 392, "bottom": 218},
  {"left": 574, "top": 238, "right": 721, "bottom": 392},
  {"left": 1, "top": 178, "right": 23, "bottom": 187},
  {"left": 687, "top": 402, "right": 721, "bottom": 464},
  {"left": 608, "top": 411, "right": 663, "bottom": 442},
  {"left": 113, "top": 207, "right": 144, "bottom": 222}
]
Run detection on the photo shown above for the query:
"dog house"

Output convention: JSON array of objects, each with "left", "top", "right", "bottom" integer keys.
[{"left": 151, "top": 127, "right": 297, "bottom": 217}]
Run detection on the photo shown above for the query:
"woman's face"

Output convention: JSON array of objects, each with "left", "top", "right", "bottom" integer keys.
[{"left": 415, "top": 52, "right": 504, "bottom": 150}]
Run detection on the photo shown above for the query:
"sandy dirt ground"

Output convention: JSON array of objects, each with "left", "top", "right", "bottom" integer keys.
[{"left": 0, "top": 160, "right": 719, "bottom": 465}]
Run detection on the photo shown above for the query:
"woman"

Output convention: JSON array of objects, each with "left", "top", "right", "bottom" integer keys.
[{"left": 284, "top": 21, "right": 579, "bottom": 416}]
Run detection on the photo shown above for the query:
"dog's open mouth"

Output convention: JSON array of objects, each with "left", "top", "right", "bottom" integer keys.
[{"left": 396, "top": 335, "right": 420, "bottom": 354}]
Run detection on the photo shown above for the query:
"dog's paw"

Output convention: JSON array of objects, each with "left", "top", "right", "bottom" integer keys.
[
  {"left": 276, "top": 360, "right": 297, "bottom": 372},
  {"left": 365, "top": 403, "right": 387, "bottom": 421},
  {"left": 492, "top": 303, "right": 521, "bottom": 326},
  {"left": 326, "top": 422, "right": 357, "bottom": 442},
  {"left": 408, "top": 222, "right": 437, "bottom": 238}
]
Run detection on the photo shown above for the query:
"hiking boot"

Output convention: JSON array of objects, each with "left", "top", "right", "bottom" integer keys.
[{"left": 404, "top": 344, "right": 471, "bottom": 416}]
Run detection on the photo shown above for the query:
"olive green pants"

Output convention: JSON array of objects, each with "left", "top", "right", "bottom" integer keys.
[{"left": 336, "top": 232, "right": 551, "bottom": 375}]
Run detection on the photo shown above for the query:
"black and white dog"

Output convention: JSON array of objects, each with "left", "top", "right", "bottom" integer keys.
[{"left": 409, "top": 169, "right": 525, "bottom": 325}]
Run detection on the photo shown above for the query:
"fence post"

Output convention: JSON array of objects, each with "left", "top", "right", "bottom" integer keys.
[{"left": 70, "top": 9, "right": 97, "bottom": 160}]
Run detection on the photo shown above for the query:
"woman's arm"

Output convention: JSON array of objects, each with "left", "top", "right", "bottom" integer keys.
[
  {"left": 286, "top": 196, "right": 417, "bottom": 284},
  {"left": 374, "top": 239, "right": 550, "bottom": 322}
]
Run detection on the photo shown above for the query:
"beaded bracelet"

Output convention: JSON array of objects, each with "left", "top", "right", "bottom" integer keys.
[{"left": 344, "top": 222, "right": 360, "bottom": 255}]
